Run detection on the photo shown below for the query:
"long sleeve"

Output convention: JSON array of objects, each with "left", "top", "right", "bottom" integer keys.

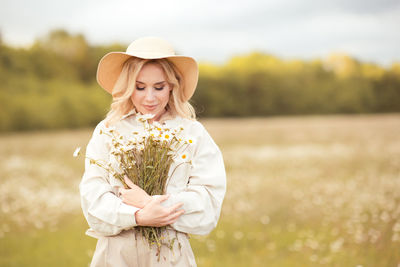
[
  {"left": 79, "top": 121, "right": 140, "bottom": 237},
  {"left": 161, "top": 121, "right": 227, "bottom": 235}
]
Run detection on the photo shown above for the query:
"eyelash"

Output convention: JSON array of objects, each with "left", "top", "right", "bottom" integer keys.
[{"left": 136, "top": 86, "right": 164, "bottom": 91}]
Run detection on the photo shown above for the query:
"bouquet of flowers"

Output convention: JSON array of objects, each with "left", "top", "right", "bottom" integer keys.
[{"left": 75, "top": 113, "right": 192, "bottom": 258}]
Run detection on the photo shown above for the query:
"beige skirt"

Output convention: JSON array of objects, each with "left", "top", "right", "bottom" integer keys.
[{"left": 90, "top": 227, "right": 197, "bottom": 267}]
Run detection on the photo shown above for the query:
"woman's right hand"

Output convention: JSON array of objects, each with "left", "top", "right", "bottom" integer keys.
[{"left": 135, "top": 195, "right": 185, "bottom": 227}]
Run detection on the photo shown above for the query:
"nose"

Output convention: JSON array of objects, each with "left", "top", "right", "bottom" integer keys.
[{"left": 144, "top": 88, "right": 156, "bottom": 102}]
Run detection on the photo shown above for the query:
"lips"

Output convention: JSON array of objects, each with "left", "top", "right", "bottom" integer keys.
[{"left": 144, "top": 105, "right": 157, "bottom": 111}]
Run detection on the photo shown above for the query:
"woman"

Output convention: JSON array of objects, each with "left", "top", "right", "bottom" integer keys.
[{"left": 79, "top": 36, "right": 226, "bottom": 267}]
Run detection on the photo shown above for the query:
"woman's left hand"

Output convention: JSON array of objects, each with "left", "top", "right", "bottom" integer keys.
[{"left": 118, "top": 176, "right": 152, "bottom": 208}]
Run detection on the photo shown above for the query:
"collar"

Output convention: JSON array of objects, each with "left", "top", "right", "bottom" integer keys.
[{"left": 120, "top": 109, "right": 137, "bottom": 120}]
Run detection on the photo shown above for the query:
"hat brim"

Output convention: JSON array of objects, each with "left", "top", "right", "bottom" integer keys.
[{"left": 96, "top": 52, "right": 199, "bottom": 101}]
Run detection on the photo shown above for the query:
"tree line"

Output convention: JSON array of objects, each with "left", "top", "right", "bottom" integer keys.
[{"left": 0, "top": 29, "right": 399, "bottom": 132}]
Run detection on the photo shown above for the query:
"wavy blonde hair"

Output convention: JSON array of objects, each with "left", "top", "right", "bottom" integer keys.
[{"left": 104, "top": 57, "right": 196, "bottom": 127}]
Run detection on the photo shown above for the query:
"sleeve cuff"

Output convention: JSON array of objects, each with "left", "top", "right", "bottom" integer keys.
[{"left": 118, "top": 202, "right": 140, "bottom": 228}]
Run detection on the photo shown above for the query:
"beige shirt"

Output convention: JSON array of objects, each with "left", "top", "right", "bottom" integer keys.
[{"left": 79, "top": 111, "right": 227, "bottom": 238}]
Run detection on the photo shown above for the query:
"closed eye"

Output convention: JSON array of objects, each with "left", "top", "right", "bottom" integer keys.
[
  {"left": 154, "top": 86, "right": 164, "bottom": 90},
  {"left": 136, "top": 87, "right": 145, "bottom": 90}
]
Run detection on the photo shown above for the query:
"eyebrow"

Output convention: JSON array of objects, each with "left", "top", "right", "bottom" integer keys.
[{"left": 136, "top": 81, "right": 166, "bottom": 85}]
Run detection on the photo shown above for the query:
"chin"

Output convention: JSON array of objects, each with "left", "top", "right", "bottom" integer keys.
[{"left": 139, "top": 108, "right": 156, "bottom": 114}]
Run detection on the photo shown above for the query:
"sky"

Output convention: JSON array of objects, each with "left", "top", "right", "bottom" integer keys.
[{"left": 1, "top": 0, "right": 399, "bottom": 66}]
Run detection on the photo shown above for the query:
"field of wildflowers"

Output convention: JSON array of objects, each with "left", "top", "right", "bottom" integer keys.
[{"left": 0, "top": 114, "right": 399, "bottom": 266}]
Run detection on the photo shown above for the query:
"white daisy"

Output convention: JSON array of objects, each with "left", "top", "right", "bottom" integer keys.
[{"left": 73, "top": 147, "right": 81, "bottom": 157}]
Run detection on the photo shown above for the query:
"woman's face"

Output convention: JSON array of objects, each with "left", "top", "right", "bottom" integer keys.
[{"left": 131, "top": 63, "right": 171, "bottom": 121}]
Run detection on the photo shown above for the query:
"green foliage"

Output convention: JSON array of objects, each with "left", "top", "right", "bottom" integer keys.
[
  {"left": 193, "top": 52, "right": 400, "bottom": 117},
  {"left": 0, "top": 29, "right": 118, "bottom": 132},
  {"left": 0, "top": 29, "right": 399, "bottom": 132}
]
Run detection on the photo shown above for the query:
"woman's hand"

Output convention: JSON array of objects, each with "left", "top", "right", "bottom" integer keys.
[
  {"left": 118, "top": 176, "right": 152, "bottom": 208},
  {"left": 135, "top": 195, "right": 185, "bottom": 227}
]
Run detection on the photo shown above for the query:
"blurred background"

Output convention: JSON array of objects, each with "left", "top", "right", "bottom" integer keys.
[{"left": 0, "top": 0, "right": 399, "bottom": 266}]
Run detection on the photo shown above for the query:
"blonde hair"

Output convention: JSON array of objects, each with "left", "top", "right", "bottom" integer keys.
[{"left": 104, "top": 57, "right": 196, "bottom": 127}]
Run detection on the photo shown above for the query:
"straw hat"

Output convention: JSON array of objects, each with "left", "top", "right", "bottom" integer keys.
[{"left": 96, "top": 36, "right": 199, "bottom": 101}]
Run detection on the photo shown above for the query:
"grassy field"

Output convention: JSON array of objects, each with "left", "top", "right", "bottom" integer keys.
[{"left": 1, "top": 114, "right": 400, "bottom": 267}]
